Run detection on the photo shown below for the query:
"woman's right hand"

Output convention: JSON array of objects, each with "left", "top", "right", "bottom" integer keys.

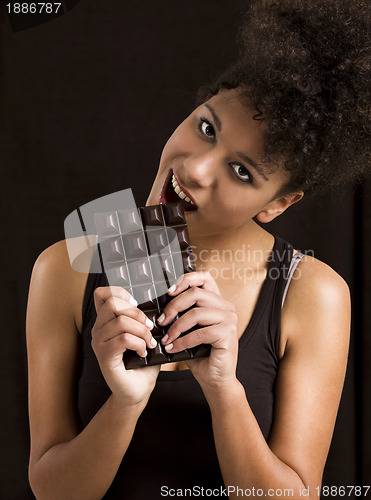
[{"left": 91, "top": 286, "right": 160, "bottom": 408}]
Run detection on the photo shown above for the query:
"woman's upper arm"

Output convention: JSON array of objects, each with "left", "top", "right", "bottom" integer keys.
[
  {"left": 26, "top": 240, "right": 87, "bottom": 471},
  {"left": 268, "top": 256, "right": 351, "bottom": 492}
]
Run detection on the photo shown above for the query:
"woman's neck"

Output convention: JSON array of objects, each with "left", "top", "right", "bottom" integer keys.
[{"left": 188, "top": 221, "right": 274, "bottom": 275}]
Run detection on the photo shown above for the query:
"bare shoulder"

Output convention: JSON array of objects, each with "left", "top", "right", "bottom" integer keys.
[
  {"left": 287, "top": 253, "right": 351, "bottom": 307},
  {"left": 30, "top": 238, "right": 90, "bottom": 333},
  {"left": 34, "top": 239, "right": 73, "bottom": 274},
  {"left": 35, "top": 237, "right": 91, "bottom": 274},
  {"left": 280, "top": 253, "right": 351, "bottom": 358}
]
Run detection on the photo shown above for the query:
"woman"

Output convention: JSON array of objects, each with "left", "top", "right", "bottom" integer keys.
[{"left": 26, "top": 1, "right": 370, "bottom": 499}]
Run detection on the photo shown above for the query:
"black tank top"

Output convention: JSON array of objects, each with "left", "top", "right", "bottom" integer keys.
[{"left": 77, "top": 234, "right": 294, "bottom": 499}]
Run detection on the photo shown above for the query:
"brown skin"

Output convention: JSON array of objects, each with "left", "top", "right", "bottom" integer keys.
[{"left": 26, "top": 89, "right": 350, "bottom": 499}]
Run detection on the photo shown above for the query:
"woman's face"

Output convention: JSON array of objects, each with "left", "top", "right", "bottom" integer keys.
[{"left": 146, "top": 89, "right": 296, "bottom": 240}]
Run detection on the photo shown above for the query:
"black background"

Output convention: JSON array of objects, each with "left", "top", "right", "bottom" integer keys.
[{"left": 0, "top": 1, "right": 370, "bottom": 498}]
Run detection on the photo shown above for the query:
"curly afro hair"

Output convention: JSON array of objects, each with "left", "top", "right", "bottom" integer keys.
[{"left": 197, "top": 0, "right": 371, "bottom": 197}]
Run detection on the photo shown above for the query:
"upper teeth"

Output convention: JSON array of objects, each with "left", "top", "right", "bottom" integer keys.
[{"left": 171, "top": 175, "right": 194, "bottom": 204}]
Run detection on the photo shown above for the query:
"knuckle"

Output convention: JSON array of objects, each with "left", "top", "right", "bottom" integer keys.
[
  {"left": 195, "top": 328, "right": 204, "bottom": 340},
  {"left": 116, "top": 287, "right": 128, "bottom": 298},
  {"left": 120, "top": 332, "right": 130, "bottom": 344},
  {"left": 201, "top": 270, "right": 211, "bottom": 281},
  {"left": 228, "top": 309, "right": 238, "bottom": 321},
  {"left": 91, "top": 324, "right": 100, "bottom": 341},
  {"left": 168, "top": 316, "right": 183, "bottom": 337},
  {"left": 190, "top": 307, "right": 201, "bottom": 320},
  {"left": 178, "top": 273, "right": 186, "bottom": 283},
  {"left": 119, "top": 333, "right": 137, "bottom": 350},
  {"left": 95, "top": 286, "right": 109, "bottom": 298},
  {"left": 165, "top": 322, "right": 176, "bottom": 338},
  {"left": 135, "top": 308, "right": 146, "bottom": 323},
  {"left": 229, "top": 320, "right": 238, "bottom": 337},
  {"left": 229, "top": 302, "right": 237, "bottom": 314},
  {"left": 117, "top": 314, "right": 128, "bottom": 330},
  {"left": 231, "top": 321, "right": 238, "bottom": 335},
  {"left": 106, "top": 296, "right": 116, "bottom": 309},
  {"left": 166, "top": 300, "right": 178, "bottom": 316}
]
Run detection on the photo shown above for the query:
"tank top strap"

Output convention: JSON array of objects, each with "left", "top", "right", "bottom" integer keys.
[
  {"left": 267, "top": 235, "right": 295, "bottom": 358},
  {"left": 281, "top": 250, "right": 305, "bottom": 308}
]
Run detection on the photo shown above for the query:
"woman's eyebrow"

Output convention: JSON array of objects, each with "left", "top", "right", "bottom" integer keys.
[
  {"left": 205, "top": 103, "right": 222, "bottom": 131},
  {"left": 205, "top": 103, "right": 268, "bottom": 181},
  {"left": 237, "top": 152, "right": 269, "bottom": 181}
]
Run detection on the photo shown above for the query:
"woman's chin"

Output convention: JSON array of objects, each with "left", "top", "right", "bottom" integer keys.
[{"left": 185, "top": 213, "right": 208, "bottom": 241}]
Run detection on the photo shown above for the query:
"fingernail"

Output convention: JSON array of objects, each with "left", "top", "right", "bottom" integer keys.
[
  {"left": 146, "top": 318, "right": 154, "bottom": 329},
  {"left": 150, "top": 337, "right": 157, "bottom": 348},
  {"left": 141, "top": 350, "right": 148, "bottom": 358},
  {"left": 129, "top": 296, "right": 138, "bottom": 306},
  {"left": 164, "top": 343, "right": 173, "bottom": 352},
  {"left": 157, "top": 313, "right": 165, "bottom": 323},
  {"left": 162, "top": 334, "right": 169, "bottom": 343},
  {"left": 167, "top": 285, "right": 176, "bottom": 294}
]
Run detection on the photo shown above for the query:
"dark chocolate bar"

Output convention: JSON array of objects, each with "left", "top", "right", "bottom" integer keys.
[{"left": 94, "top": 202, "right": 211, "bottom": 369}]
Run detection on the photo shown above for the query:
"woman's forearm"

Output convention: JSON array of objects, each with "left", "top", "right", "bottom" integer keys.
[
  {"left": 30, "top": 394, "right": 145, "bottom": 500},
  {"left": 203, "top": 381, "right": 311, "bottom": 500}
]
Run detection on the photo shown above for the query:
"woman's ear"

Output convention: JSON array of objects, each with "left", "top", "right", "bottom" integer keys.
[{"left": 255, "top": 191, "right": 304, "bottom": 223}]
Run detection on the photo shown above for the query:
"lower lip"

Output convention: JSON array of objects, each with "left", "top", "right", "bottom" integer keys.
[{"left": 184, "top": 206, "right": 197, "bottom": 214}]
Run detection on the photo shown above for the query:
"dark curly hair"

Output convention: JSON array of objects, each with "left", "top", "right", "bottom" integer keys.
[{"left": 197, "top": 0, "right": 371, "bottom": 197}]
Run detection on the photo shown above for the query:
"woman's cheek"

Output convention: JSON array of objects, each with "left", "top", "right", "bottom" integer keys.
[{"left": 216, "top": 198, "right": 253, "bottom": 224}]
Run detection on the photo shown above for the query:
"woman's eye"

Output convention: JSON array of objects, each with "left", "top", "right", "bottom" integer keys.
[
  {"left": 230, "top": 163, "right": 252, "bottom": 183},
  {"left": 199, "top": 119, "right": 215, "bottom": 138}
]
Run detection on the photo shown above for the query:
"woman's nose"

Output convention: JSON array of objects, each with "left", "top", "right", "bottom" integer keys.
[{"left": 182, "top": 150, "right": 219, "bottom": 189}]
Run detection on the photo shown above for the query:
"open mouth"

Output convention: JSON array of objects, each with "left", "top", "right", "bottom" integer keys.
[{"left": 158, "top": 170, "right": 198, "bottom": 212}]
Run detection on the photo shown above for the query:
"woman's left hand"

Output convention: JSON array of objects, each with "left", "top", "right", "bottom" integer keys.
[{"left": 157, "top": 271, "right": 239, "bottom": 390}]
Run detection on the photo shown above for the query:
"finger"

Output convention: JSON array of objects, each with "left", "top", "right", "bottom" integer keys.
[
  {"left": 157, "top": 286, "right": 230, "bottom": 326},
  {"left": 161, "top": 307, "right": 228, "bottom": 345},
  {"left": 167, "top": 271, "right": 220, "bottom": 296},
  {"left": 94, "top": 295, "right": 155, "bottom": 331},
  {"left": 93, "top": 286, "right": 137, "bottom": 314},
  {"left": 162, "top": 324, "right": 226, "bottom": 354},
  {"left": 93, "top": 332, "right": 148, "bottom": 363},
  {"left": 92, "top": 313, "right": 157, "bottom": 349}
]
